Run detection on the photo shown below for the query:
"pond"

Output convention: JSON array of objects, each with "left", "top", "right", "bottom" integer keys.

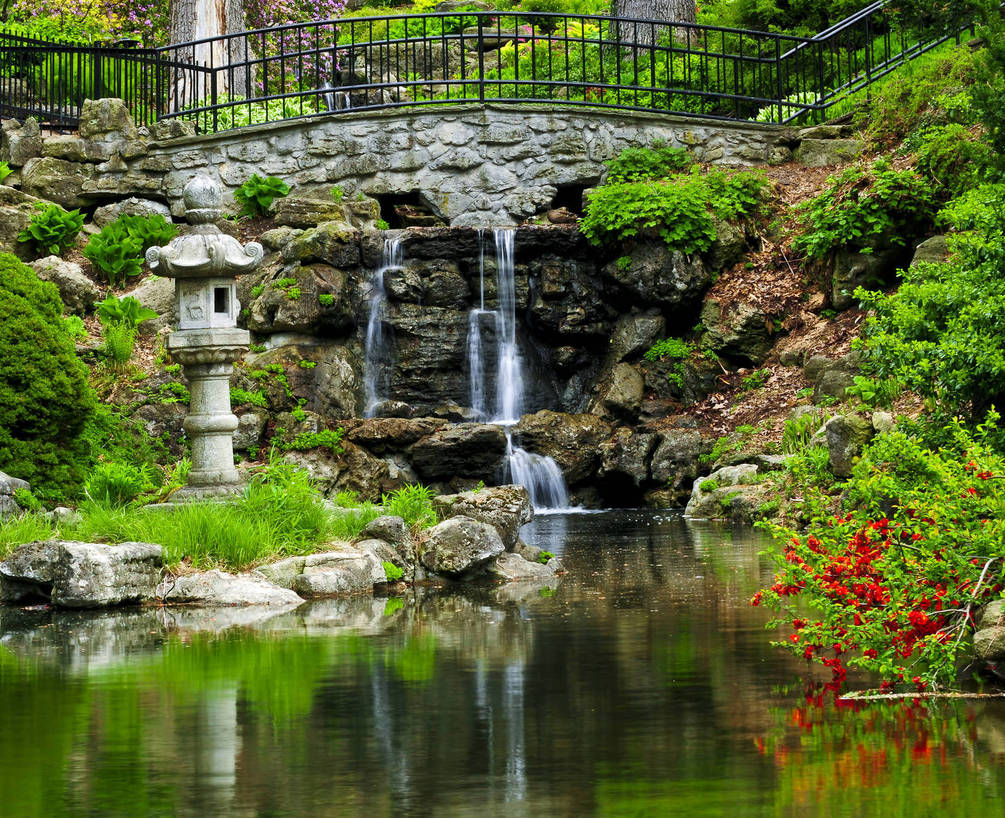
[{"left": 1, "top": 510, "right": 1004, "bottom": 816}]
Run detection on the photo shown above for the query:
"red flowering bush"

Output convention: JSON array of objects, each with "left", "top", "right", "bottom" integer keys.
[{"left": 755, "top": 420, "right": 1005, "bottom": 691}]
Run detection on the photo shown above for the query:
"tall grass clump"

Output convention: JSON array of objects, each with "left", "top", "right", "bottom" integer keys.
[{"left": 0, "top": 513, "right": 56, "bottom": 559}]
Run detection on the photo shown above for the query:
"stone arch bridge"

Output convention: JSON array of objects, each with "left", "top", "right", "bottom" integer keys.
[{"left": 9, "top": 101, "right": 799, "bottom": 226}]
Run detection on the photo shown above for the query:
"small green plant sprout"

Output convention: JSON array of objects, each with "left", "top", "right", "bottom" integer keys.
[
  {"left": 317, "top": 293, "right": 335, "bottom": 307},
  {"left": 330, "top": 185, "right": 345, "bottom": 204},
  {"left": 233, "top": 174, "right": 291, "bottom": 218},
  {"left": 281, "top": 427, "right": 344, "bottom": 454},
  {"left": 274, "top": 277, "right": 296, "bottom": 290},
  {"left": 0, "top": 161, "right": 11, "bottom": 182},
  {"left": 298, "top": 360, "right": 317, "bottom": 369},
  {"left": 250, "top": 284, "right": 265, "bottom": 298},
  {"left": 699, "top": 478, "right": 719, "bottom": 493},
  {"left": 844, "top": 375, "right": 901, "bottom": 409},
  {"left": 230, "top": 388, "right": 268, "bottom": 408},
  {"left": 382, "top": 560, "right": 404, "bottom": 581},
  {"left": 63, "top": 315, "right": 87, "bottom": 342},
  {"left": 741, "top": 367, "right": 770, "bottom": 391},
  {"left": 249, "top": 342, "right": 267, "bottom": 353},
  {"left": 286, "top": 287, "right": 301, "bottom": 301},
  {"left": 375, "top": 219, "right": 390, "bottom": 231},
  {"left": 163, "top": 363, "right": 181, "bottom": 375},
  {"left": 18, "top": 204, "right": 84, "bottom": 257},
  {"left": 290, "top": 406, "right": 307, "bottom": 422},
  {"left": 615, "top": 255, "right": 632, "bottom": 272},
  {"left": 537, "top": 550, "right": 555, "bottom": 564}
]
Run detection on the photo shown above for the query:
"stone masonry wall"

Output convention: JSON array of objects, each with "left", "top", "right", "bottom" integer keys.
[{"left": 4, "top": 100, "right": 793, "bottom": 226}]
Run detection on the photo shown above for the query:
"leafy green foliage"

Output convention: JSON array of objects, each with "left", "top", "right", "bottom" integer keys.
[
  {"left": 330, "top": 185, "right": 344, "bottom": 204},
  {"left": 855, "top": 183, "right": 1005, "bottom": 420},
  {"left": 792, "top": 159, "right": 937, "bottom": 260},
  {"left": 699, "top": 479, "right": 720, "bottom": 493},
  {"left": 101, "top": 322, "right": 137, "bottom": 372},
  {"left": 383, "top": 560, "right": 404, "bottom": 581},
  {"left": 82, "top": 211, "right": 178, "bottom": 290},
  {"left": 279, "top": 428, "right": 344, "bottom": 453},
  {"left": 537, "top": 550, "right": 555, "bottom": 564},
  {"left": 604, "top": 141, "right": 691, "bottom": 182},
  {"left": 844, "top": 375, "right": 901, "bottom": 409},
  {"left": 63, "top": 315, "right": 87, "bottom": 342},
  {"left": 906, "top": 123, "right": 996, "bottom": 200},
  {"left": 741, "top": 368, "right": 769, "bottom": 391},
  {"left": 0, "top": 162, "right": 11, "bottom": 182},
  {"left": 644, "top": 337, "right": 694, "bottom": 388},
  {"left": 582, "top": 166, "right": 767, "bottom": 253},
  {"left": 231, "top": 388, "right": 268, "bottom": 408},
  {"left": 234, "top": 174, "right": 291, "bottom": 218},
  {"left": 17, "top": 204, "right": 83, "bottom": 257},
  {"left": 0, "top": 253, "right": 95, "bottom": 500},
  {"left": 97, "top": 295, "right": 158, "bottom": 330},
  {"left": 12, "top": 487, "right": 42, "bottom": 514}
]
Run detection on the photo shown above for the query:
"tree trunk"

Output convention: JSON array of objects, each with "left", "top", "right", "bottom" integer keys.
[
  {"left": 613, "top": 0, "right": 697, "bottom": 46},
  {"left": 169, "top": 0, "right": 249, "bottom": 102}
]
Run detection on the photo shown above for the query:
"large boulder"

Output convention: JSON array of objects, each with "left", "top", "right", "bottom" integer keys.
[
  {"left": 157, "top": 569, "right": 302, "bottom": 606},
  {"left": 411, "top": 423, "right": 508, "bottom": 481},
  {"left": 831, "top": 246, "right": 901, "bottom": 310},
  {"left": 1, "top": 540, "right": 162, "bottom": 608},
  {"left": 684, "top": 464, "right": 767, "bottom": 521},
  {"left": 511, "top": 410, "right": 612, "bottom": 484},
  {"left": 285, "top": 440, "right": 389, "bottom": 502},
  {"left": 793, "top": 138, "right": 862, "bottom": 167},
  {"left": 649, "top": 426, "right": 704, "bottom": 503},
  {"left": 432, "top": 485, "right": 532, "bottom": 550},
  {"left": 272, "top": 195, "right": 348, "bottom": 228},
  {"left": 281, "top": 220, "right": 361, "bottom": 267},
  {"left": 419, "top": 516, "right": 505, "bottom": 577},
  {"left": 607, "top": 312, "right": 666, "bottom": 363},
  {"left": 591, "top": 362, "right": 644, "bottom": 421},
  {"left": 598, "top": 428, "right": 659, "bottom": 488},
  {"left": 700, "top": 298, "right": 776, "bottom": 366},
  {"left": 486, "top": 551, "right": 559, "bottom": 582},
  {"left": 359, "top": 515, "right": 414, "bottom": 563},
  {"left": 0, "top": 470, "right": 29, "bottom": 517},
  {"left": 341, "top": 418, "right": 448, "bottom": 453},
  {"left": 29, "top": 256, "right": 101, "bottom": 315},
  {"left": 20, "top": 156, "right": 96, "bottom": 209},
  {"left": 825, "top": 414, "right": 875, "bottom": 477},
  {"left": 602, "top": 239, "right": 711, "bottom": 307},
  {"left": 78, "top": 98, "right": 139, "bottom": 140},
  {"left": 291, "top": 547, "right": 388, "bottom": 597},
  {"left": 0, "top": 185, "right": 46, "bottom": 260},
  {"left": 1, "top": 118, "right": 43, "bottom": 167},
  {"left": 93, "top": 197, "right": 171, "bottom": 228},
  {"left": 245, "top": 263, "right": 356, "bottom": 335}
]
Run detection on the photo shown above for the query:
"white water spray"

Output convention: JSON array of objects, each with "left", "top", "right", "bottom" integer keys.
[{"left": 363, "top": 236, "right": 401, "bottom": 417}]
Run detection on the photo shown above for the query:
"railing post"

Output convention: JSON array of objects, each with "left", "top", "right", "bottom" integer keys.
[
  {"left": 211, "top": 71, "right": 218, "bottom": 133},
  {"left": 775, "top": 37, "right": 783, "bottom": 124},
  {"left": 864, "top": 13, "right": 872, "bottom": 105},
  {"left": 477, "top": 15, "right": 485, "bottom": 103},
  {"left": 93, "top": 44, "right": 104, "bottom": 101}
]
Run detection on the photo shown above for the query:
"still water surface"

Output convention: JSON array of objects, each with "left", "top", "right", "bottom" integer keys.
[{"left": 1, "top": 510, "right": 1004, "bottom": 817}]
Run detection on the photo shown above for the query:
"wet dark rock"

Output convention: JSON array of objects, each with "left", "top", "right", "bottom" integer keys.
[
  {"left": 512, "top": 410, "right": 612, "bottom": 484},
  {"left": 411, "top": 423, "right": 508, "bottom": 481},
  {"left": 602, "top": 239, "right": 711, "bottom": 307}
]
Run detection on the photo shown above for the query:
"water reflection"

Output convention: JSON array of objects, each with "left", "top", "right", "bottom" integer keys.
[{"left": 0, "top": 510, "right": 1003, "bottom": 816}]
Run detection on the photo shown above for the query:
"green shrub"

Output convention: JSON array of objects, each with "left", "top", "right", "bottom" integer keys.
[
  {"left": 0, "top": 253, "right": 96, "bottom": 500},
  {"left": 537, "top": 550, "right": 555, "bottom": 564},
  {"left": 908, "top": 123, "right": 996, "bottom": 200},
  {"left": 84, "top": 225, "right": 143, "bottom": 287},
  {"left": 234, "top": 174, "right": 291, "bottom": 218},
  {"left": 844, "top": 375, "right": 901, "bottom": 408},
  {"left": 581, "top": 167, "right": 767, "bottom": 253},
  {"left": 85, "top": 461, "right": 155, "bottom": 507},
  {"left": 231, "top": 388, "right": 268, "bottom": 408},
  {"left": 17, "top": 204, "right": 83, "bottom": 257},
  {"left": 375, "top": 219, "right": 390, "bottom": 230},
  {"left": 782, "top": 412, "right": 822, "bottom": 454},
  {"left": 330, "top": 185, "right": 345, "bottom": 204},
  {"left": 0, "top": 512, "right": 56, "bottom": 558},
  {"left": 63, "top": 315, "right": 87, "bottom": 342},
  {"left": 0, "top": 161, "right": 11, "bottom": 182},
  {"left": 741, "top": 367, "right": 769, "bottom": 391},
  {"left": 605, "top": 140, "right": 691, "bottom": 182},
  {"left": 699, "top": 479, "right": 719, "bottom": 492},
  {"left": 12, "top": 487, "right": 42, "bottom": 513},
  {"left": 643, "top": 337, "right": 694, "bottom": 388},
  {"left": 280, "top": 428, "right": 344, "bottom": 453},
  {"left": 792, "top": 159, "right": 937, "bottom": 260},
  {"left": 381, "top": 483, "right": 437, "bottom": 528}
]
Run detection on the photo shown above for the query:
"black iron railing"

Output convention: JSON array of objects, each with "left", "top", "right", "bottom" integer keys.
[{"left": 0, "top": 3, "right": 982, "bottom": 134}]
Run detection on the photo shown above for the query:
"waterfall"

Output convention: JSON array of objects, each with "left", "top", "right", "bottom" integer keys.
[
  {"left": 363, "top": 236, "right": 401, "bottom": 417},
  {"left": 466, "top": 228, "right": 569, "bottom": 511}
]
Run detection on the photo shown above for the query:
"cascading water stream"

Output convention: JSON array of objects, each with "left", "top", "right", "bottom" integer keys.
[
  {"left": 466, "top": 228, "right": 569, "bottom": 510},
  {"left": 363, "top": 236, "right": 402, "bottom": 418}
]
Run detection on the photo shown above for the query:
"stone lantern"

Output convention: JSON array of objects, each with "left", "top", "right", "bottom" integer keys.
[{"left": 146, "top": 175, "right": 263, "bottom": 498}]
